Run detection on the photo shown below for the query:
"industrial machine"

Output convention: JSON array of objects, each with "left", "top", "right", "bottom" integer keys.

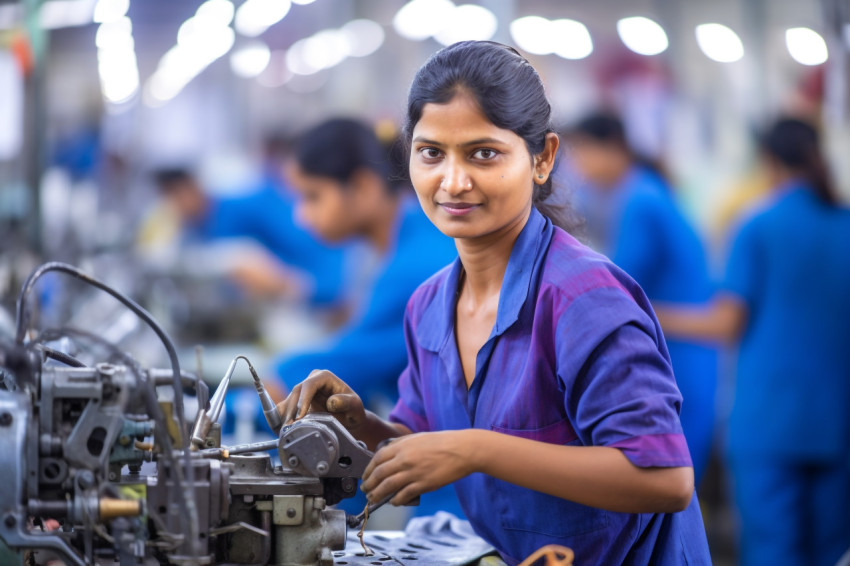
[{"left": 0, "top": 262, "right": 431, "bottom": 566}]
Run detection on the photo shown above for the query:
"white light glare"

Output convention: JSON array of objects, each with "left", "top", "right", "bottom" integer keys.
[
  {"left": 510, "top": 16, "right": 553, "bottom": 55},
  {"left": 40, "top": 0, "right": 96, "bottom": 30},
  {"left": 340, "top": 19, "right": 385, "bottom": 57},
  {"left": 235, "top": 0, "right": 291, "bottom": 37},
  {"left": 96, "top": 13, "right": 139, "bottom": 105},
  {"left": 617, "top": 16, "right": 668, "bottom": 56},
  {"left": 291, "top": 0, "right": 315, "bottom": 4},
  {"left": 696, "top": 23, "right": 744, "bottom": 63},
  {"left": 550, "top": 19, "right": 593, "bottom": 59},
  {"left": 786, "top": 27, "right": 828, "bottom": 66},
  {"left": 434, "top": 4, "right": 497, "bottom": 46},
  {"left": 393, "top": 0, "right": 455, "bottom": 41},
  {"left": 195, "top": 0, "right": 234, "bottom": 28},
  {"left": 93, "top": 0, "right": 128, "bottom": 23},
  {"left": 96, "top": 17, "right": 133, "bottom": 49},
  {"left": 230, "top": 41, "right": 271, "bottom": 77},
  {"left": 510, "top": 16, "right": 593, "bottom": 59}
]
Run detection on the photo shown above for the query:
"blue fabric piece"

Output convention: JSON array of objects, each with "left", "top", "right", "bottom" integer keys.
[
  {"left": 390, "top": 208, "right": 710, "bottom": 564},
  {"left": 193, "top": 177, "right": 348, "bottom": 305},
  {"left": 722, "top": 183, "right": 850, "bottom": 459},
  {"left": 577, "top": 166, "right": 717, "bottom": 482}
]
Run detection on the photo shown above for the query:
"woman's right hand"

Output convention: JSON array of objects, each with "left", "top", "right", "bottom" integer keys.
[{"left": 275, "top": 369, "right": 366, "bottom": 432}]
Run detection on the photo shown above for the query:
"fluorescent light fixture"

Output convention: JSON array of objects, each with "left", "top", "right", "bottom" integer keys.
[
  {"left": 292, "top": 0, "right": 316, "bottom": 4},
  {"left": 195, "top": 0, "right": 234, "bottom": 28},
  {"left": 235, "top": 0, "right": 291, "bottom": 37},
  {"left": 285, "top": 40, "right": 322, "bottom": 75},
  {"left": 393, "top": 0, "right": 455, "bottom": 41},
  {"left": 550, "top": 18, "right": 593, "bottom": 59},
  {"left": 617, "top": 16, "right": 668, "bottom": 56},
  {"left": 695, "top": 23, "right": 744, "bottom": 63},
  {"left": 786, "top": 27, "right": 828, "bottom": 66},
  {"left": 230, "top": 41, "right": 271, "bottom": 77},
  {"left": 434, "top": 4, "right": 497, "bottom": 46},
  {"left": 39, "top": 0, "right": 96, "bottom": 30},
  {"left": 95, "top": 17, "right": 133, "bottom": 49},
  {"left": 93, "top": 0, "right": 128, "bottom": 24},
  {"left": 340, "top": 19, "right": 385, "bottom": 57},
  {"left": 510, "top": 16, "right": 553, "bottom": 55}
]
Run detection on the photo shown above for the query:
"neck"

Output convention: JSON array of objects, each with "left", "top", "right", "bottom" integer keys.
[
  {"left": 455, "top": 205, "right": 531, "bottom": 301},
  {"left": 362, "top": 193, "right": 402, "bottom": 254}
]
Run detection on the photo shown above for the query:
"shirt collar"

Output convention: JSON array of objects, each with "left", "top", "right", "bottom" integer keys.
[{"left": 415, "top": 207, "right": 553, "bottom": 352}]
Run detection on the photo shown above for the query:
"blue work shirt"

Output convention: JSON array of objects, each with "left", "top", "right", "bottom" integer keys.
[
  {"left": 723, "top": 182, "right": 850, "bottom": 460},
  {"left": 196, "top": 178, "right": 348, "bottom": 305},
  {"left": 276, "top": 196, "right": 457, "bottom": 407},
  {"left": 576, "top": 166, "right": 717, "bottom": 480},
  {"left": 389, "top": 207, "right": 710, "bottom": 564}
]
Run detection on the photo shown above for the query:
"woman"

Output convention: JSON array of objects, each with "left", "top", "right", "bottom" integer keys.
[
  {"left": 275, "top": 117, "right": 459, "bottom": 518},
  {"left": 566, "top": 112, "right": 717, "bottom": 485},
  {"left": 278, "top": 42, "right": 710, "bottom": 563},
  {"left": 656, "top": 118, "right": 850, "bottom": 566}
]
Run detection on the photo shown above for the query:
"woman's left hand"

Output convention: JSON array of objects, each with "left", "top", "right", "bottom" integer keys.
[{"left": 360, "top": 430, "right": 476, "bottom": 505}]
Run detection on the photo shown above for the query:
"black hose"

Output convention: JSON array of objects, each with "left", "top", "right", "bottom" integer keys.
[
  {"left": 16, "top": 263, "right": 200, "bottom": 558},
  {"left": 36, "top": 345, "right": 87, "bottom": 368}
]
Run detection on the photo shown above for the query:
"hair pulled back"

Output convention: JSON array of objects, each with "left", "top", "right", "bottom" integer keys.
[
  {"left": 404, "top": 41, "right": 577, "bottom": 231},
  {"left": 295, "top": 118, "right": 391, "bottom": 189},
  {"left": 761, "top": 117, "right": 837, "bottom": 206}
]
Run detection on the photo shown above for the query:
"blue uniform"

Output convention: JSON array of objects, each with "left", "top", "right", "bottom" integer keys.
[
  {"left": 576, "top": 166, "right": 717, "bottom": 483},
  {"left": 276, "top": 196, "right": 460, "bottom": 517},
  {"left": 390, "top": 208, "right": 710, "bottom": 564},
  {"left": 722, "top": 182, "right": 850, "bottom": 566},
  {"left": 195, "top": 177, "right": 348, "bottom": 305}
]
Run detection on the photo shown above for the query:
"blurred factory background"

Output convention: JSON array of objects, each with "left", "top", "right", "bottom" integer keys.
[{"left": 0, "top": 0, "right": 848, "bottom": 563}]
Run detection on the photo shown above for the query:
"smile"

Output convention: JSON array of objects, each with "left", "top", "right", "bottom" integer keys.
[{"left": 439, "top": 202, "right": 480, "bottom": 216}]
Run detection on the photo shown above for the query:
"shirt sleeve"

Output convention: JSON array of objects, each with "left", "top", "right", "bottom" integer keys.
[
  {"left": 388, "top": 307, "right": 431, "bottom": 434},
  {"left": 556, "top": 286, "right": 692, "bottom": 468},
  {"left": 722, "top": 218, "right": 761, "bottom": 305}
]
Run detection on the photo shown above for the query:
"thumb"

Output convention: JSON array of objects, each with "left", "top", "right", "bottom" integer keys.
[{"left": 327, "top": 393, "right": 358, "bottom": 413}]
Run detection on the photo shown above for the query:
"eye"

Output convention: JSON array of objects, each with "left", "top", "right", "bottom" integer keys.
[
  {"left": 472, "top": 148, "right": 498, "bottom": 160},
  {"left": 418, "top": 147, "right": 442, "bottom": 160}
]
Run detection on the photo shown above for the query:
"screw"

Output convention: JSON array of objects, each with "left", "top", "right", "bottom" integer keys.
[
  {"left": 315, "top": 461, "right": 328, "bottom": 475},
  {"left": 287, "top": 456, "right": 299, "bottom": 468},
  {"left": 286, "top": 508, "right": 297, "bottom": 518},
  {"left": 4, "top": 514, "right": 15, "bottom": 528},
  {"left": 0, "top": 412, "right": 12, "bottom": 427}
]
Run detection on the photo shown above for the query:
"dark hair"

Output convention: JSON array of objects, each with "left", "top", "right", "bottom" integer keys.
[
  {"left": 404, "top": 40, "right": 580, "bottom": 233},
  {"left": 152, "top": 168, "right": 196, "bottom": 193},
  {"left": 569, "top": 111, "right": 669, "bottom": 185},
  {"left": 761, "top": 117, "right": 837, "bottom": 205},
  {"left": 295, "top": 118, "right": 394, "bottom": 191}
]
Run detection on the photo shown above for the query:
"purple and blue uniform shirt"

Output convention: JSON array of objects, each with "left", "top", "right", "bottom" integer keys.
[{"left": 389, "top": 207, "right": 710, "bottom": 564}]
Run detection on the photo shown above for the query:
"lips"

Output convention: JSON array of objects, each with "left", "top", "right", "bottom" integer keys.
[{"left": 439, "top": 202, "right": 480, "bottom": 216}]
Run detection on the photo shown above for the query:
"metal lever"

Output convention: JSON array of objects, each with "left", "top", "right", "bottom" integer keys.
[
  {"left": 190, "top": 355, "right": 247, "bottom": 448},
  {"left": 248, "top": 364, "right": 282, "bottom": 434}
]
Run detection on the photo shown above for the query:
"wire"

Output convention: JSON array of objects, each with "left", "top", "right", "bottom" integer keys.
[
  {"left": 16, "top": 262, "right": 200, "bottom": 559},
  {"left": 35, "top": 344, "right": 87, "bottom": 368},
  {"left": 39, "top": 327, "right": 195, "bottom": 554}
]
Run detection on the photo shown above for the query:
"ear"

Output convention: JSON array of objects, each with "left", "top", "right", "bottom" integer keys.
[{"left": 533, "top": 133, "right": 560, "bottom": 185}]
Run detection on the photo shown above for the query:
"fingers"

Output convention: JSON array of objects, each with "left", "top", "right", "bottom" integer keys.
[{"left": 279, "top": 383, "right": 302, "bottom": 424}]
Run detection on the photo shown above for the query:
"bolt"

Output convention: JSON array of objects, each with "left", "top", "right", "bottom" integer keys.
[
  {"left": 315, "top": 461, "right": 328, "bottom": 475},
  {"left": 4, "top": 514, "right": 15, "bottom": 528},
  {"left": 341, "top": 477, "right": 356, "bottom": 492},
  {"left": 287, "top": 456, "right": 299, "bottom": 468},
  {"left": 286, "top": 508, "right": 297, "bottom": 518},
  {"left": 0, "top": 412, "right": 12, "bottom": 427},
  {"left": 119, "top": 435, "right": 130, "bottom": 446},
  {"left": 205, "top": 439, "right": 216, "bottom": 448}
]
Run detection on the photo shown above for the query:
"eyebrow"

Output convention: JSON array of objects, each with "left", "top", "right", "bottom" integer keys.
[{"left": 412, "top": 136, "right": 508, "bottom": 148}]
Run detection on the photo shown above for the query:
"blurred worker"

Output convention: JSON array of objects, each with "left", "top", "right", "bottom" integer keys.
[
  {"left": 566, "top": 112, "right": 717, "bottom": 485},
  {"left": 655, "top": 117, "right": 850, "bottom": 566},
  {"left": 275, "top": 117, "right": 459, "bottom": 516},
  {"left": 142, "top": 163, "right": 348, "bottom": 306}
]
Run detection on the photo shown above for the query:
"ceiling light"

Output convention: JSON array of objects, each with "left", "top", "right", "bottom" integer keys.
[
  {"left": 617, "top": 16, "right": 668, "bottom": 56},
  {"left": 230, "top": 41, "right": 271, "bottom": 77},
  {"left": 550, "top": 18, "right": 593, "bottom": 59},
  {"left": 235, "top": 0, "right": 291, "bottom": 37},
  {"left": 393, "top": 0, "right": 455, "bottom": 41},
  {"left": 695, "top": 23, "right": 744, "bottom": 63},
  {"left": 434, "top": 4, "right": 497, "bottom": 46},
  {"left": 786, "top": 27, "right": 828, "bottom": 66},
  {"left": 93, "top": 0, "right": 128, "bottom": 24},
  {"left": 340, "top": 19, "right": 385, "bottom": 57}
]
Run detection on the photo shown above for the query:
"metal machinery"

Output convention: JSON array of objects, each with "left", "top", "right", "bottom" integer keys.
[{"left": 0, "top": 263, "right": 380, "bottom": 566}]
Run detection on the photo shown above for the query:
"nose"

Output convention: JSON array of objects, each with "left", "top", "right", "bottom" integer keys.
[{"left": 440, "top": 159, "right": 472, "bottom": 196}]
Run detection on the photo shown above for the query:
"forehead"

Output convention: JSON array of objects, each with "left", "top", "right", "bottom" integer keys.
[{"left": 412, "top": 92, "right": 519, "bottom": 143}]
